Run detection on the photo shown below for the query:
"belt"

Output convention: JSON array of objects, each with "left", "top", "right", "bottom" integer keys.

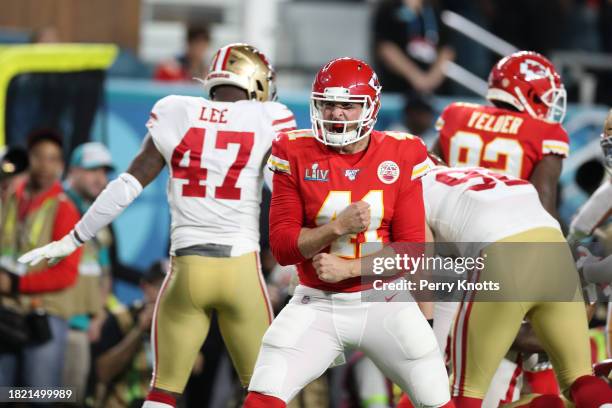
[{"left": 175, "top": 244, "right": 232, "bottom": 258}]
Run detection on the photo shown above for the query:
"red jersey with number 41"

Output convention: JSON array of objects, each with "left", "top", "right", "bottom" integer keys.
[
  {"left": 268, "top": 129, "right": 434, "bottom": 292},
  {"left": 146, "top": 95, "right": 296, "bottom": 256},
  {"left": 436, "top": 102, "right": 570, "bottom": 179}
]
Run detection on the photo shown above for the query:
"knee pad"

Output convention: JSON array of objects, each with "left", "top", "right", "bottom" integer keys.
[
  {"left": 248, "top": 344, "right": 289, "bottom": 399},
  {"left": 261, "top": 305, "right": 316, "bottom": 349},
  {"left": 248, "top": 305, "right": 317, "bottom": 399},
  {"left": 384, "top": 306, "right": 438, "bottom": 360},
  {"left": 400, "top": 348, "right": 451, "bottom": 408}
]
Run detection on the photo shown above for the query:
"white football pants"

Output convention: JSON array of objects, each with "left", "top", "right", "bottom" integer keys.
[{"left": 249, "top": 284, "right": 451, "bottom": 407}]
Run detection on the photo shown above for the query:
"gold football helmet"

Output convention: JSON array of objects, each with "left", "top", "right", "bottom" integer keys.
[{"left": 201, "top": 43, "right": 276, "bottom": 102}]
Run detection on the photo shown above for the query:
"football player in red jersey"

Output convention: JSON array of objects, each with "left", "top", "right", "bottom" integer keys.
[
  {"left": 432, "top": 51, "right": 568, "bottom": 216},
  {"left": 431, "top": 51, "right": 570, "bottom": 404},
  {"left": 243, "top": 58, "right": 454, "bottom": 408}
]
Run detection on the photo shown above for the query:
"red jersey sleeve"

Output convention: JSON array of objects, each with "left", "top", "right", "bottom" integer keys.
[
  {"left": 434, "top": 103, "right": 459, "bottom": 162},
  {"left": 538, "top": 122, "right": 570, "bottom": 159},
  {"left": 268, "top": 135, "right": 307, "bottom": 266},
  {"left": 392, "top": 139, "right": 432, "bottom": 243},
  {"left": 19, "top": 198, "right": 82, "bottom": 293}
]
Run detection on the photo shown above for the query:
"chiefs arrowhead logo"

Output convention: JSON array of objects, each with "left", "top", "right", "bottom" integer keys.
[{"left": 519, "top": 59, "right": 551, "bottom": 82}]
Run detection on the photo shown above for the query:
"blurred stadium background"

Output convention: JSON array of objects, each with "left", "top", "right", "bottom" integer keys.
[{"left": 0, "top": 0, "right": 609, "bottom": 301}]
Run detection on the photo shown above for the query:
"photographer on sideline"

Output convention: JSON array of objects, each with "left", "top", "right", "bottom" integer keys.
[{"left": 0, "top": 129, "right": 82, "bottom": 394}]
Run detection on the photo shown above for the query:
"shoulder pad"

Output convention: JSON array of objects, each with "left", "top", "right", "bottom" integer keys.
[
  {"left": 286, "top": 129, "right": 315, "bottom": 140},
  {"left": 384, "top": 131, "right": 417, "bottom": 141},
  {"left": 451, "top": 101, "right": 481, "bottom": 109}
]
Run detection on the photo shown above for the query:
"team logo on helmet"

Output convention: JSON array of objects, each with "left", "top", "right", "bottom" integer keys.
[
  {"left": 519, "top": 60, "right": 550, "bottom": 82},
  {"left": 377, "top": 161, "right": 400, "bottom": 184}
]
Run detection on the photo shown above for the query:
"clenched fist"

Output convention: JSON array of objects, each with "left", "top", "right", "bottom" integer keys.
[
  {"left": 313, "top": 253, "right": 356, "bottom": 283},
  {"left": 334, "top": 201, "right": 370, "bottom": 236}
]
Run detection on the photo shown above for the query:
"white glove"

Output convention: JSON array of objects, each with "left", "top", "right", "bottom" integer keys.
[{"left": 18, "top": 231, "right": 82, "bottom": 266}]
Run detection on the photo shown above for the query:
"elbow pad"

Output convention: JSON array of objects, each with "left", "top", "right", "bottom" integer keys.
[{"left": 74, "top": 173, "right": 143, "bottom": 242}]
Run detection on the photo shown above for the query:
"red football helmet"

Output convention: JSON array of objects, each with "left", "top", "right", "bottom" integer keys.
[
  {"left": 487, "top": 51, "right": 566, "bottom": 123},
  {"left": 310, "top": 58, "right": 382, "bottom": 146}
]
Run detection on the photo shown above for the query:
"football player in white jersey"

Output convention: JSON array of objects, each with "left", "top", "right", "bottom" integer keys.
[
  {"left": 19, "top": 43, "right": 297, "bottom": 408},
  {"left": 567, "top": 109, "right": 611, "bottom": 247},
  {"left": 411, "top": 164, "right": 612, "bottom": 408},
  {"left": 570, "top": 109, "right": 612, "bottom": 359}
]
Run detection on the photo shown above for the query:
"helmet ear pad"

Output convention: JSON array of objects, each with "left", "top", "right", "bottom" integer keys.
[{"left": 527, "top": 88, "right": 541, "bottom": 105}]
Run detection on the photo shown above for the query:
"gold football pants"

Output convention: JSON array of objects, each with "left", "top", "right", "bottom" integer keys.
[
  {"left": 451, "top": 227, "right": 592, "bottom": 399},
  {"left": 151, "top": 252, "right": 273, "bottom": 393}
]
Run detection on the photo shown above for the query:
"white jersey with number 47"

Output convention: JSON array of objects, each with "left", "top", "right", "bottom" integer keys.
[
  {"left": 146, "top": 95, "right": 296, "bottom": 256},
  {"left": 423, "top": 166, "right": 560, "bottom": 250}
]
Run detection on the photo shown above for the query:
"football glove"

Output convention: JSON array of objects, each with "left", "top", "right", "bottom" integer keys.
[{"left": 18, "top": 231, "right": 82, "bottom": 266}]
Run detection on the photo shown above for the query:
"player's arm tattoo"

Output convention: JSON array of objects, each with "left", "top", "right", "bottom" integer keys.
[
  {"left": 126, "top": 133, "right": 166, "bottom": 188},
  {"left": 530, "top": 154, "right": 562, "bottom": 218}
]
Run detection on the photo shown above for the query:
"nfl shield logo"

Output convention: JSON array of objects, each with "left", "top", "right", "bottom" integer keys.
[{"left": 344, "top": 169, "right": 360, "bottom": 181}]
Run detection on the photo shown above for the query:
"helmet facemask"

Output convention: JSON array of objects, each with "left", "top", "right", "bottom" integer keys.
[
  {"left": 540, "top": 86, "right": 567, "bottom": 123},
  {"left": 310, "top": 87, "right": 375, "bottom": 147}
]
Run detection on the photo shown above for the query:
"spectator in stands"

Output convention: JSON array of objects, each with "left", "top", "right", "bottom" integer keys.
[
  {"left": 389, "top": 94, "right": 437, "bottom": 145},
  {"left": 0, "top": 146, "right": 28, "bottom": 204},
  {"left": 67, "top": 142, "right": 143, "bottom": 290},
  {"left": 0, "top": 129, "right": 82, "bottom": 393},
  {"left": 373, "top": 0, "right": 455, "bottom": 96},
  {"left": 154, "top": 25, "right": 211, "bottom": 82},
  {"left": 62, "top": 142, "right": 116, "bottom": 403},
  {"left": 487, "top": 0, "right": 571, "bottom": 57},
  {"left": 92, "top": 260, "right": 168, "bottom": 408}
]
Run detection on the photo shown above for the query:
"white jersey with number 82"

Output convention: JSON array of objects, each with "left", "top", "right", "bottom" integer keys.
[{"left": 147, "top": 95, "right": 296, "bottom": 256}]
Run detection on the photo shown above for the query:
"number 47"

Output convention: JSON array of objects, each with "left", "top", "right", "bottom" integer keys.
[{"left": 171, "top": 127, "right": 254, "bottom": 200}]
